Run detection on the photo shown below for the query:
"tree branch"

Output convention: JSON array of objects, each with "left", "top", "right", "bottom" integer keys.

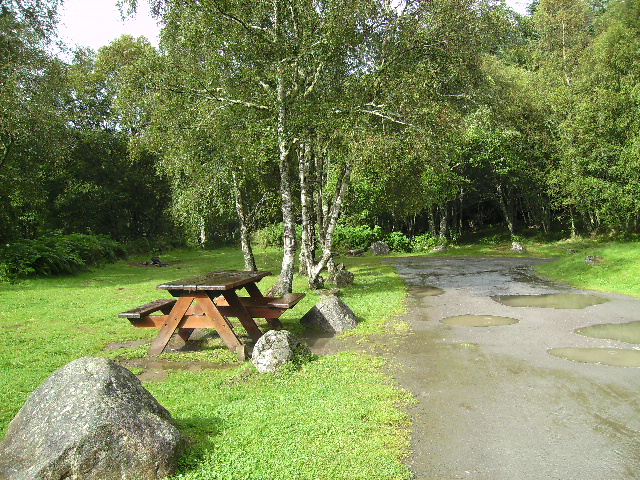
[
  {"left": 209, "top": 0, "right": 271, "bottom": 41},
  {"left": 164, "top": 85, "right": 272, "bottom": 112}
]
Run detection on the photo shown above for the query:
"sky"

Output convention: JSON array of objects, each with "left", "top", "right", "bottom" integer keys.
[
  {"left": 57, "top": 0, "right": 160, "bottom": 52},
  {"left": 57, "top": 0, "right": 532, "bottom": 53}
]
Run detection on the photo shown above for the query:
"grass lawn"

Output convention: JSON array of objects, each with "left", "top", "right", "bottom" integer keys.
[
  {"left": 2, "top": 236, "right": 637, "bottom": 478},
  {"left": 535, "top": 240, "right": 640, "bottom": 297},
  {"left": 0, "top": 247, "right": 412, "bottom": 479}
]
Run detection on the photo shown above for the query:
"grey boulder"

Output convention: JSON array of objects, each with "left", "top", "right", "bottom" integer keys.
[
  {"left": 0, "top": 356, "right": 182, "bottom": 480},
  {"left": 369, "top": 241, "right": 390, "bottom": 255},
  {"left": 252, "top": 330, "right": 311, "bottom": 374},
  {"left": 300, "top": 295, "right": 358, "bottom": 333}
]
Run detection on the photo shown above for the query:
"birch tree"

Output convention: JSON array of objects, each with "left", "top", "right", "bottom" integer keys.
[{"left": 124, "top": 0, "right": 392, "bottom": 293}]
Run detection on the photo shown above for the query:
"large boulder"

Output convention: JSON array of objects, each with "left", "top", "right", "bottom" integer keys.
[
  {"left": 252, "top": 330, "right": 311, "bottom": 374},
  {"left": 300, "top": 295, "right": 358, "bottom": 333},
  {"left": 369, "top": 241, "right": 390, "bottom": 255},
  {"left": 0, "top": 356, "right": 183, "bottom": 480}
]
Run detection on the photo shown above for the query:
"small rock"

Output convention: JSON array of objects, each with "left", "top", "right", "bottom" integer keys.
[
  {"left": 585, "top": 255, "right": 603, "bottom": 265},
  {"left": 430, "top": 245, "right": 449, "bottom": 253},
  {"left": 511, "top": 242, "right": 527, "bottom": 253},
  {"left": 369, "top": 241, "right": 390, "bottom": 255},
  {"left": 252, "top": 331, "right": 311, "bottom": 374},
  {"left": 330, "top": 269, "right": 355, "bottom": 288},
  {"left": 300, "top": 295, "right": 358, "bottom": 333},
  {"left": 347, "top": 249, "right": 364, "bottom": 256}
]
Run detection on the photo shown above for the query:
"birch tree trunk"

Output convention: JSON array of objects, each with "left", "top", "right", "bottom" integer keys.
[
  {"left": 307, "top": 161, "right": 353, "bottom": 288},
  {"left": 231, "top": 172, "right": 257, "bottom": 271},
  {"left": 298, "top": 143, "right": 317, "bottom": 279},
  {"left": 272, "top": 61, "right": 297, "bottom": 295}
]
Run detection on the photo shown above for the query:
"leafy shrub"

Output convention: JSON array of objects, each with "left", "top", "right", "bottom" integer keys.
[
  {"left": 332, "top": 225, "right": 384, "bottom": 251},
  {"left": 411, "top": 233, "right": 441, "bottom": 252},
  {"left": 386, "top": 231, "right": 412, "bottom": 252},
  {"left": 479, "top": 233, "right": 508, "bottom": 245},
  {"left": 0, "top": 234, "right": 125, "bottom": 281},
  {"left": 124, "top": 236, "right": 188, "bottom": 256},
  {"left": 254, "top": 223, "right": 303, "bottom": 248}
]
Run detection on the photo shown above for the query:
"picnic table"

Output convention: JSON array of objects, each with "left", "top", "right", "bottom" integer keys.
[{"left": 119, "top": 270, "right": 305, "bottom": 359}]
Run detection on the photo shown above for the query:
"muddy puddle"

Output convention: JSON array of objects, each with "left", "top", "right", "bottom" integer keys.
[
  {"left": 492, "top": 293, "right": 609, "bottom": 309},
  {"left": 548, "top": 347, "right": 640, "bottom": 367},
  {"left": 408, "top": 285, "right": 445, "bottom": 297},
  {"left": 441, "top": 315, "right": 519, "bottom": 327},
  {"left": 119, "top": 357, "right": 237, "bottom": 382},
  {"left": 576, "top": 321, "right": 640, "bottom": 345}
]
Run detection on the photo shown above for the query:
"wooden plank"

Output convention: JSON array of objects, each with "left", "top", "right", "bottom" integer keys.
[
  {"left": 215, "top": 293, "right": 306, "bottom": 310},
  {"left": 148, "top": 296, "right": 194, "bottom": 356},
  {"left": 119, "top": 299, "right": 176, "bottom": 319},
  {"left": 157, "top": 271, "right": 272, "bottom": 292}
]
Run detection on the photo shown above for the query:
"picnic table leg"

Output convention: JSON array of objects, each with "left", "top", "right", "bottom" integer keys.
[
  {"left": 243, "top": 282, "right": 264, "bottom": 299},
  {"left": 220, "top": 289, "right": 264, "bottom": 342},
  {"left": 148, "top": 296, "right": 194, "bottom": 356},
  {"left": 194, "top": 293, "right": 244, "bottom": 353},
  {"left": 242, "top": 282, "right": 284, "bottom": 329}
]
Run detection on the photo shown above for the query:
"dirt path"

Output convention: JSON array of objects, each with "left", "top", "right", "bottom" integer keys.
[{"left": 386, "top": 257, "right": 640, "bottom": 480}]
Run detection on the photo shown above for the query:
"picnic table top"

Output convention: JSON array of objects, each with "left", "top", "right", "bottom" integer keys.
[{"left": 157, "top": 270, "right": 272, "bottom": 292}]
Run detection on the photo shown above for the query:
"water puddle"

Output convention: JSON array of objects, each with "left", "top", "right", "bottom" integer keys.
[
  {"left": 492, "top": 293, "right": 609, "bottom": 309},
  {"left": 441, "top": 315, "right": 519, "bottom": 327},
  {"left": 548, "top": 348, "right": 640, "bottom": 367},
  {"left": 576, "top": 321, "right": 640, "bottom": 345},
  {"left": 408, "top": 285, "right": 445, "bottom": 297}
]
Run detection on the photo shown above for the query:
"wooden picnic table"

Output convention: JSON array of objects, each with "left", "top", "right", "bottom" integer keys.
[{"left": 119, "top": 270, "right": 305, "bottom": 359}]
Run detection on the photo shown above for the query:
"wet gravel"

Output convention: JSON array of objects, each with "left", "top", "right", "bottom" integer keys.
[{"left": 386, "top": 256, "right": 640, "bottom": 480}]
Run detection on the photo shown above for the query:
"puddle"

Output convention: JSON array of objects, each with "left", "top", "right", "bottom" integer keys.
[
  {"left": 119, "top": 358, "right": 236, "bottom": 382},
  {"left": 441, "top": 315, "right": 519, "bottom": 327},
  {"left": 408, "top": 285, "right": 445, "bottom": 297},
  {"left": 576, "top": 321, "right": 640, "bottom": 345},
  {"left": 548, "top": 348, "right": 640, "bottom": 367},
  {"left": 492, "top": 293, "right": 609, "bottom": 309}
]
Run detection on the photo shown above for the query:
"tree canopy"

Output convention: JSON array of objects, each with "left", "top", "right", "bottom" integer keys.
[{"left": 3, "top": 0, "right": 640, "bottom": 279}]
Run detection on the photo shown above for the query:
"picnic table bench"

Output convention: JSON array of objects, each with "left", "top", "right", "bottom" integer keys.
[{"left": 118, "top": 270, "right": 305, "bottom": 359}]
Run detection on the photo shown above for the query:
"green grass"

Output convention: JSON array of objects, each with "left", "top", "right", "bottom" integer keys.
[
  {"left": 536, "top": 241, "right": 640, "bottom": 297},
  {"left": 0, "top": 247, "right": 412, "bottom": 479}
]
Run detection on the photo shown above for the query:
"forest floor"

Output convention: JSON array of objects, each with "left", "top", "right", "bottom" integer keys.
[{"left": 383, "top": 256, "right": 640, "bottom": 480}]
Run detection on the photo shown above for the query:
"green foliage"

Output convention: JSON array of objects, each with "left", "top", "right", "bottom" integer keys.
[
  {"left": 411, "top": 233, "right": 442, "bottom": 252},
  {"left": 385, "top": 231, "right": 412, "bottom": 253},
  {"left": 332, "top": 225, "right": 384, "bottom": 252},
  {"left": 253, "top": 223, "right": 303, "bottom": 249},
  {"left": 0, "top": 234, "right": 125, "bottom": 281}
]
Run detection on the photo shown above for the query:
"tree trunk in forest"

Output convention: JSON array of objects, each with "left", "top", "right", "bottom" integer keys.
[
  {"left": 298, "top": 142, "right": 317, "bottom": 279},
  {"left": 232, "top": 172, "right": 257, "bottom": 271},
  {"left": 428, "top": 207, "right": 437, "bottom": 236},
  {"left": 496, "top": 184, "right": 516, "bottom": 237},
  {"left": 438, "top": 204, "right": 448, "bottom": 240},
  {"left": 307, "top": 161, "right": 353, "bottom": 289},
  {"left": 272, "top": 63, "right": 296, "bottom": 295}
]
